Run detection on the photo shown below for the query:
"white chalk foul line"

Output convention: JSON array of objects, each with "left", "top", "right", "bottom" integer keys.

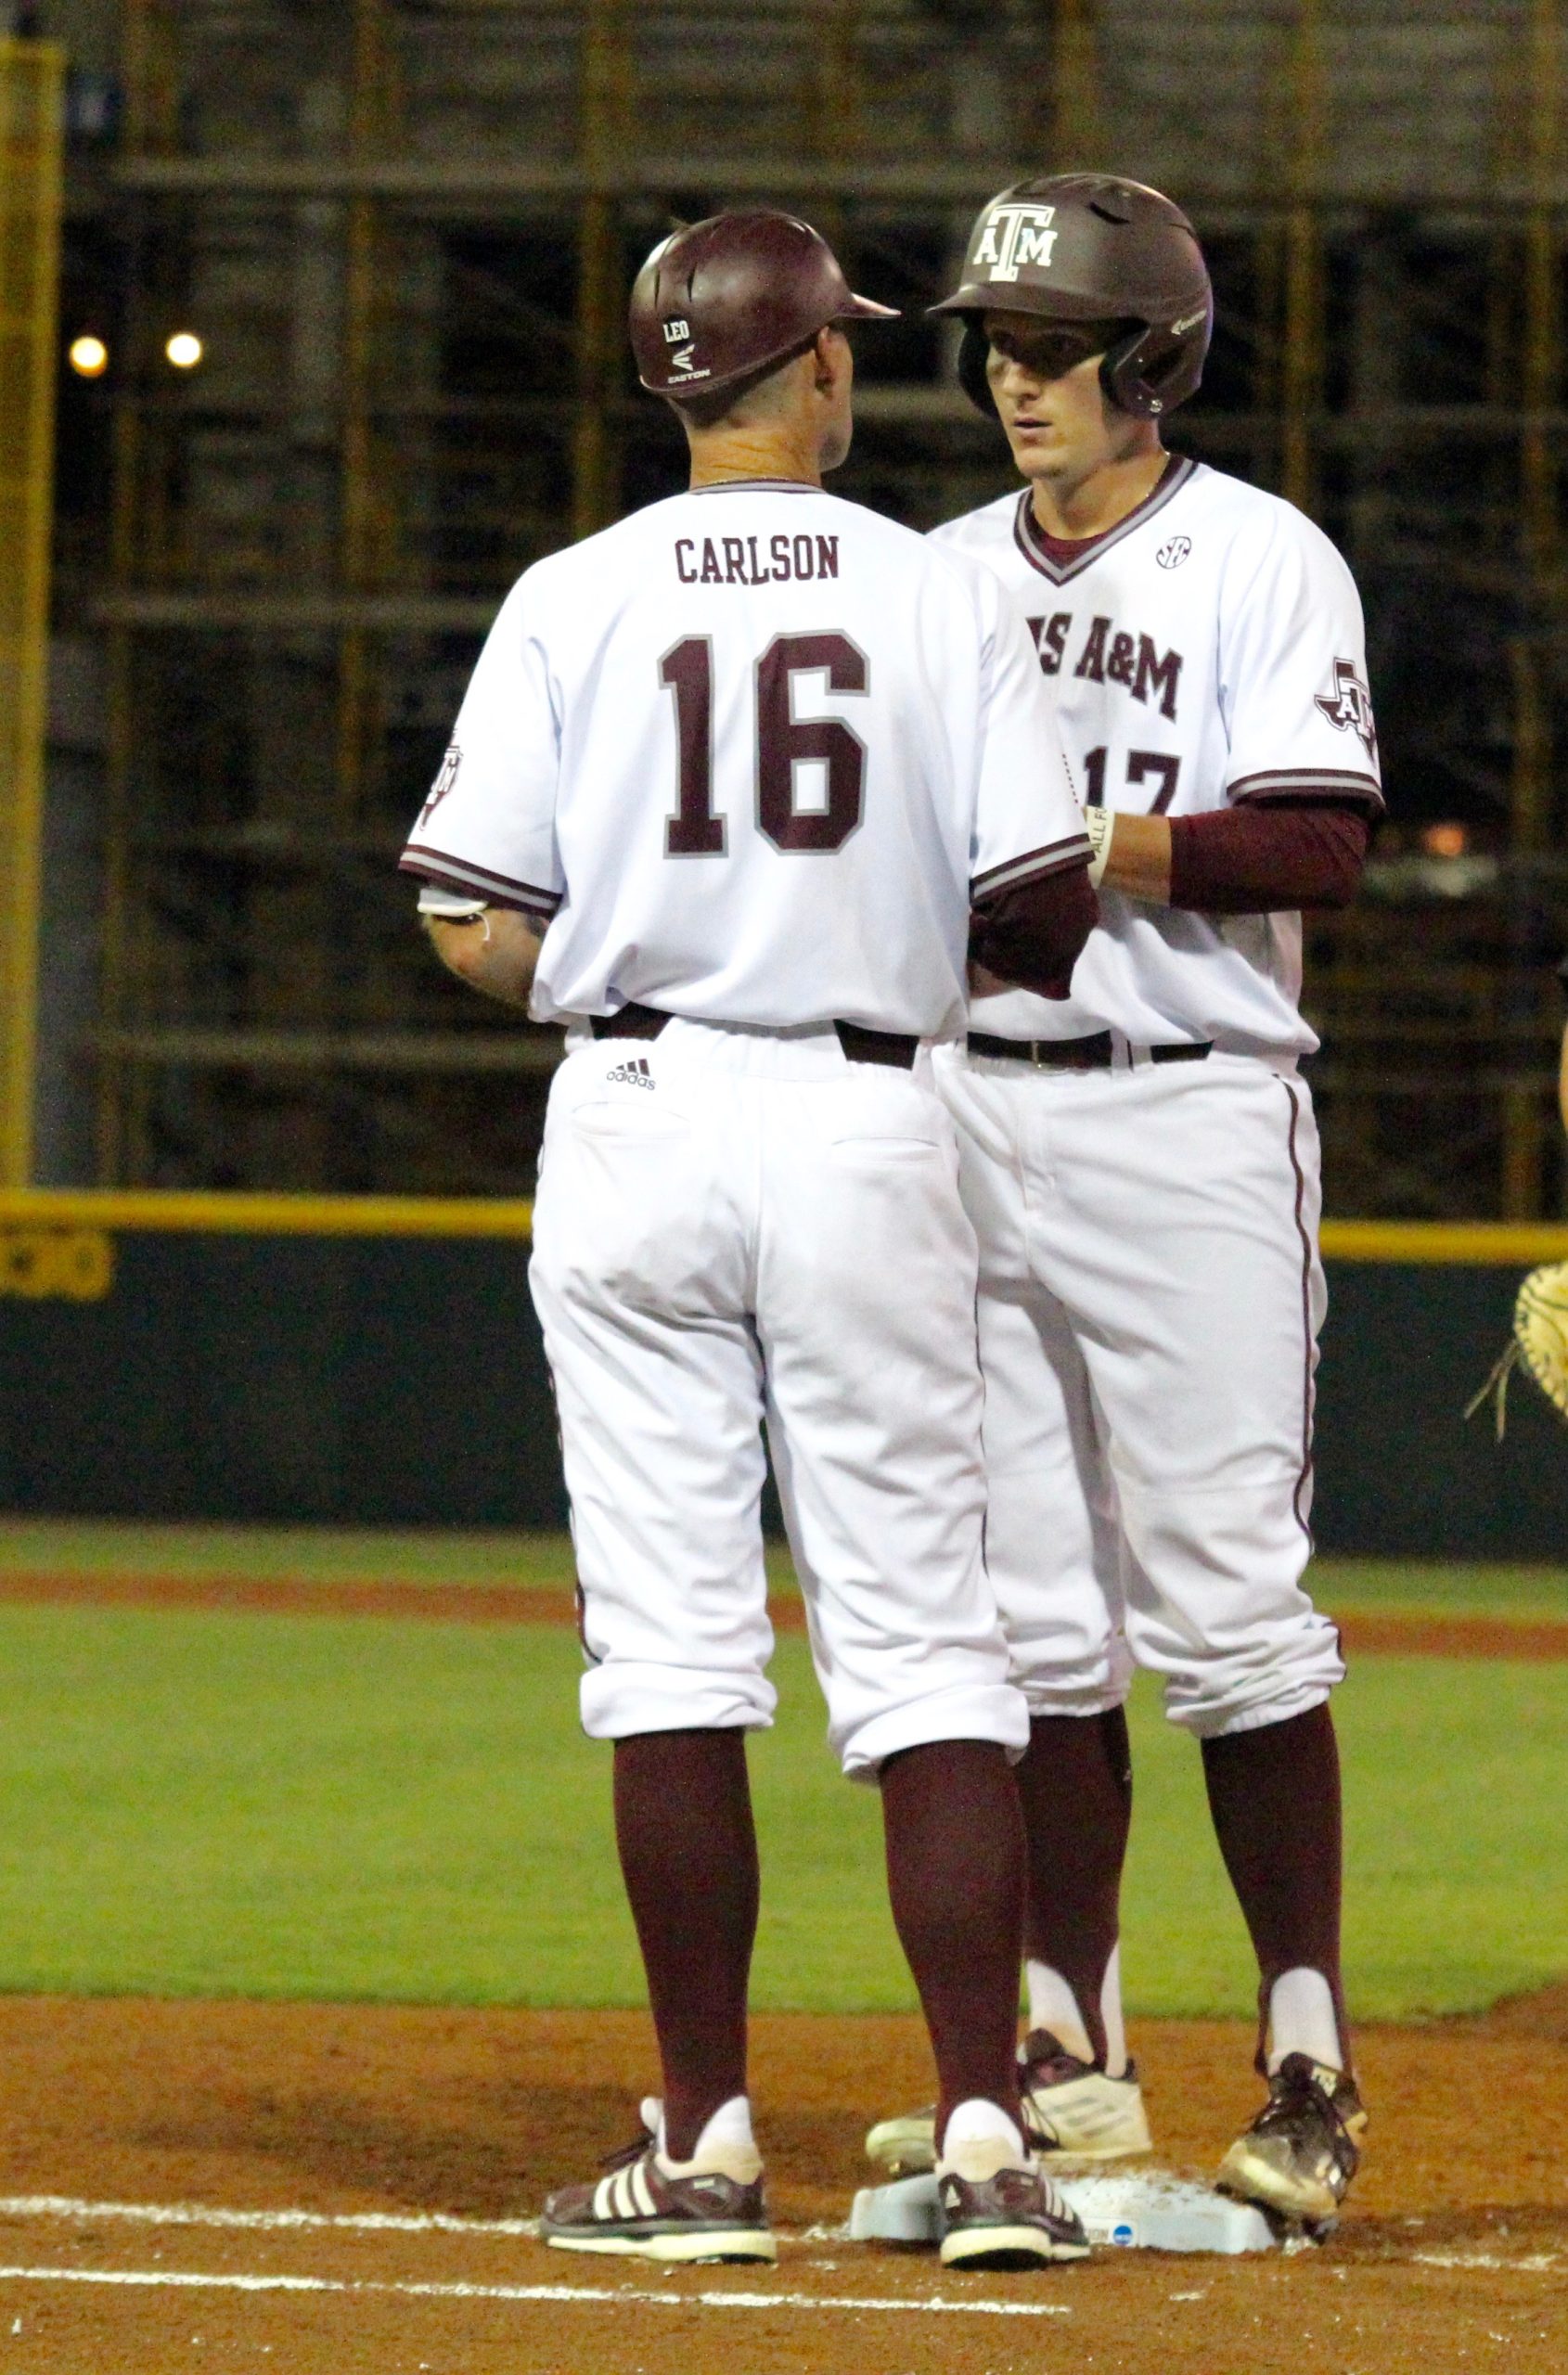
[
  {"left": 0, "top": 2266, "right": 1072, "bottom": 2318},
  {"left": 1412, "top": 2252, "right": 1561, "bottom": 2273},
  {"left": 0, "top": 2196, "right": 536, "bottom": 2239}
]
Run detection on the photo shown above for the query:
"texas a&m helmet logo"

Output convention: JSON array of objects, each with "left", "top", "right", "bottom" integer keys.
[
  {"left": 1315, "top": 658, "right": 1378, "bottom": 762},
  {"left": 970, "top": 201, "right": 1060, "bottom": 284}
]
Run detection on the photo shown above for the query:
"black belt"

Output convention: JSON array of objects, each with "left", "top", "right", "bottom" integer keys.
[
  {"left": 966, "top": 1029, "right": 1212, "bottom": 1070},
  {"left": 591, "top": 1004, "right": 919, "bottom": 1072}
]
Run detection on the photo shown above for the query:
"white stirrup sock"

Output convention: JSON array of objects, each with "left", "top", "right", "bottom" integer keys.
[
  {"left": 939, "top": 2097, "right": 1028, "bottom": 2176},
  {"left": 1266, "top": 1968, "right": 1343, "bottom": 2074},
  {"left": 655, "top": 2093, "right": 758, "bottom": 2176},
  {"left": 1024, "top": 1960, "right": 1098, "bottom": 2067},
  {"left": 1099, "top": 1943, "right": 1130, "bottom": 2079}
]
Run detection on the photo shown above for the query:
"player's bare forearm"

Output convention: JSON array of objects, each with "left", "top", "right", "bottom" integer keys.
[
  {"left": 422, "top": 909, "right": 542, "bottom": 1009},
  {"left": 1098, "top": 813, "right": 1173, "bottom": 904}
]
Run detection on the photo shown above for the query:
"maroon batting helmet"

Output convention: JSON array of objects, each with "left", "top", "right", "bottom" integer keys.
[
  {"left": 932, "top": 173, "right": 1212, "bottom": 420},
  {"left": 629, "top": 209, "right": 898, "bottom": 403}
]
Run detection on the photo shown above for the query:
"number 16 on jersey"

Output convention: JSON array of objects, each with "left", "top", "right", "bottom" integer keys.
[{"left": 661, "top": 633, "right": 869, "bottom": 857}]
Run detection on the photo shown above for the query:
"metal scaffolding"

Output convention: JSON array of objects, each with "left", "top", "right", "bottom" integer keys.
[
  {"left": 53, "top": 0, "right": 1568, "bottom": 1212},
  {"left": 0, "top": 35, "right": 65, "bottom": 1188}
]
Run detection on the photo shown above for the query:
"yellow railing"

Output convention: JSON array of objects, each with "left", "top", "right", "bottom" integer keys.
[
  {"left": 0, "top": 1189, "right": 535, "bottom": 1237},
  {"left": 1, "top": 1190, "right": 1565, "bottom": 1264},
  {"left": 0, "top": 38, "right": 64, "bottom": 1189}
]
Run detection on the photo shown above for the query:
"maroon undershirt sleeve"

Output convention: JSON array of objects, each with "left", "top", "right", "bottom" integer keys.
[
  {"left": 968, "top": 863, "right": 1099, "bottom": 1000},
  {"left": 1167, "top": 802, "right": 1371, "bottom": 914}
]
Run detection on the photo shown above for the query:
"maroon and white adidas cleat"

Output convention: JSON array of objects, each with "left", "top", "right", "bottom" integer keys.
[
  {"left": 937, "top": 2151, "right": 1092, "bottom": 2268},
  {"left": 541, "top": 2098, "right": 777, "bottom": 2263}
]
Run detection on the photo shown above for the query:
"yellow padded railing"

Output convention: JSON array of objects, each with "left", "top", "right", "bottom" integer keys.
[
  {"left": 0, "top": 39, "right": 65, "bottom": 1188},
  {"left": 0, "top": 1192, "right": 1565, "bottom": 1265}
]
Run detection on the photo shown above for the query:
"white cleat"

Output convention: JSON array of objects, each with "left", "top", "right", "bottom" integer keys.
[
  {"left": 864, "top": 2032, "right": 1152, "bottom": 2177},
  {"left": 1019, "top": 2030, "right": 1154, "bottom": 2162}
]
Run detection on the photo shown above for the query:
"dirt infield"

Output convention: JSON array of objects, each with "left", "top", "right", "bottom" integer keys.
[
  {"left": 3, "top": 1568, "right": 1566, "bottom": 1659},
  {"left": 0, "top": 1992, "right": 1562, "bottom": 2374}
]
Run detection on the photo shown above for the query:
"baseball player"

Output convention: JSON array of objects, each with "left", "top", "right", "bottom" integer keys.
[
  {"left": 864, "top": 174, "right": 1382, "bottom": 2228},
  {"left": 401, "top": 209, "right": 1099, "bottom": 2268}
]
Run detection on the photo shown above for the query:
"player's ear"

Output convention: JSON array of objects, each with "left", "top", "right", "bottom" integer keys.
[{"left": 812, "top": 326, "right": 854, "bottom": 394}]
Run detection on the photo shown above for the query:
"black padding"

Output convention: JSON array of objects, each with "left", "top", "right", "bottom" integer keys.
[{"left": 957, "top": 318, "right": 996, "bottom": 417}]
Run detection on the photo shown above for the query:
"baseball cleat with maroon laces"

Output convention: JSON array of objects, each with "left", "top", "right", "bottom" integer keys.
[
  {"left": 540, "top": 2097, "right": 777, "bottom": 2263},
  {"left": 1216, "top": 2054, "right": 1368, "bottom": 2227}
]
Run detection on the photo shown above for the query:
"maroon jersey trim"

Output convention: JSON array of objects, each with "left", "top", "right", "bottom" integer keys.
[
  {"left": 971, "top": 831, "right": 1094, "bottom": 901},
  {"left": 400, "top": 846, "right": 561, "bottom": 919},
  {"left": 1281, "top": 1076, "right": 1317, "bottom": 1543},
  {"left": 1009, "top": 456, "right": 1197, "bottom": 586},
  {"left": 1227, "top": 766, "right": 1384, "bottom": 815}
]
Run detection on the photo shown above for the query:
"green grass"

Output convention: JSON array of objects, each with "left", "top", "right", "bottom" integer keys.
[
  {"left": 0, "top": 1520, "right": 573, "bottom": 1590},
  {"left": 3, "top": 1521, "right": 1562, "bottom": 1619},
  {"left": 1310, "top": 1560, "right": 1567, "bottom": 1620},
  {"left": 0, "top": 1520, "right": 798, "bottom": 1598},
  {"left": 0, "top": 1597, "right": 1560, "bottom": 2020}
]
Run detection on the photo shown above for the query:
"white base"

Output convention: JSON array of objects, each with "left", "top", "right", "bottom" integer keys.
[{"left": 847, "top": 2169, "right": 1277, "bottom": 2255}]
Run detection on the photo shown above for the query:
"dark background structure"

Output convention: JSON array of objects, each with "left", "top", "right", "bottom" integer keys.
[{"left": 23, "top": 0, "right": 1568, "bottom": 1215}]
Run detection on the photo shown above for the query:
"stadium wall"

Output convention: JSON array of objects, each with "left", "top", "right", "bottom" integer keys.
[{"left": 1, "top": 1195, "right": 1564, "bottom": 1558}]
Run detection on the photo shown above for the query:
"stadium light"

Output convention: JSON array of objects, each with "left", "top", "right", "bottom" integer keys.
[
  {"left": 68, "top": 334, "right": 109, "bottom": 379},
  {"left": 165, "top": 331, "right": 204, "bottom": 369}
]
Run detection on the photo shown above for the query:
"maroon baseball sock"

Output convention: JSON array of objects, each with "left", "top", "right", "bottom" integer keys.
[
  {"left": 880, "top": 1740, "right": 1027, "bottom": 2150},
  {"left": 1014, "top": 1708, "right": 1133, "bottom": 2068},
  {"left": 612, "top": 1728, "right": 759, "bottom": 2161},
  {"left": 1200, "top": 1702, "right": 1349, "bottom": 2073}
]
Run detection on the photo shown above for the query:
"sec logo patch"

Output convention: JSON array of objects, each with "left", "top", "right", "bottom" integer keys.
[{"left": 1156, "top": 536, "right": 1191, "bottom": 571}]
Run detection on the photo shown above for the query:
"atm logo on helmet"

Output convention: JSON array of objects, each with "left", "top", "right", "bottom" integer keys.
[{"left": 973, "top": 203, "right": 1059, "bottom": 282}]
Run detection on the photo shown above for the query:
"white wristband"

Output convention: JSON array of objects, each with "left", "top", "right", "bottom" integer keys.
[
  {"left": 1084, "top": 804, "right": 1115, "bottom": 889},
  {"left": 417, "top": 883, "right": 489, "bottom": 920}
]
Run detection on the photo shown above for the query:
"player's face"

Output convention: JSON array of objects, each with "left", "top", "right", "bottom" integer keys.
[{"left": 983, "top": 310, "right": 1139, "bottom": 493}]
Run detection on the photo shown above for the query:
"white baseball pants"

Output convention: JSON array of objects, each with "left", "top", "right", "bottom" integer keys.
[
  {"left": 933, "top": 1045, "right": 1345, "bottom": 1739},
  {"left": 530, "top": 1019, "right": 1028, "bottom": 1778}
]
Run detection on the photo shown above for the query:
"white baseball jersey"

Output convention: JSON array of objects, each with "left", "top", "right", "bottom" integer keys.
[
  {"left": 401, "top": 481, "right": 1088, "bottom": 1039},
  {"left": 932, "top": 458, "right": 1383, "bottom": 1056}
]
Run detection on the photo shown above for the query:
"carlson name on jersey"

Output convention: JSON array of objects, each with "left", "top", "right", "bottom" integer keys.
[{"left": 675, "top": 531, "right": 840, "bottom": 585}]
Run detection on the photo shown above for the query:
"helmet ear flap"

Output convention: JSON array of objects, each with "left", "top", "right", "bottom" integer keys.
[
  {"left": 1101, "top": 314, "right": 1211, "bottom": 418},
  {"left": 957, "top": 317, "right": 996, "bottom": 417},
  {"left": 1099, "top": 323, "right": 1167, "bottom": 419}
]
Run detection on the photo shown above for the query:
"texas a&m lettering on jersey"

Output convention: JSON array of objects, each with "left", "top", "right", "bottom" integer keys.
[
  {"left": 1025, "top": 610, "right": 1183, "bottom": 722},
  {"left": 931, "top": 455, "right": 1382, "bottom": 1058}
]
